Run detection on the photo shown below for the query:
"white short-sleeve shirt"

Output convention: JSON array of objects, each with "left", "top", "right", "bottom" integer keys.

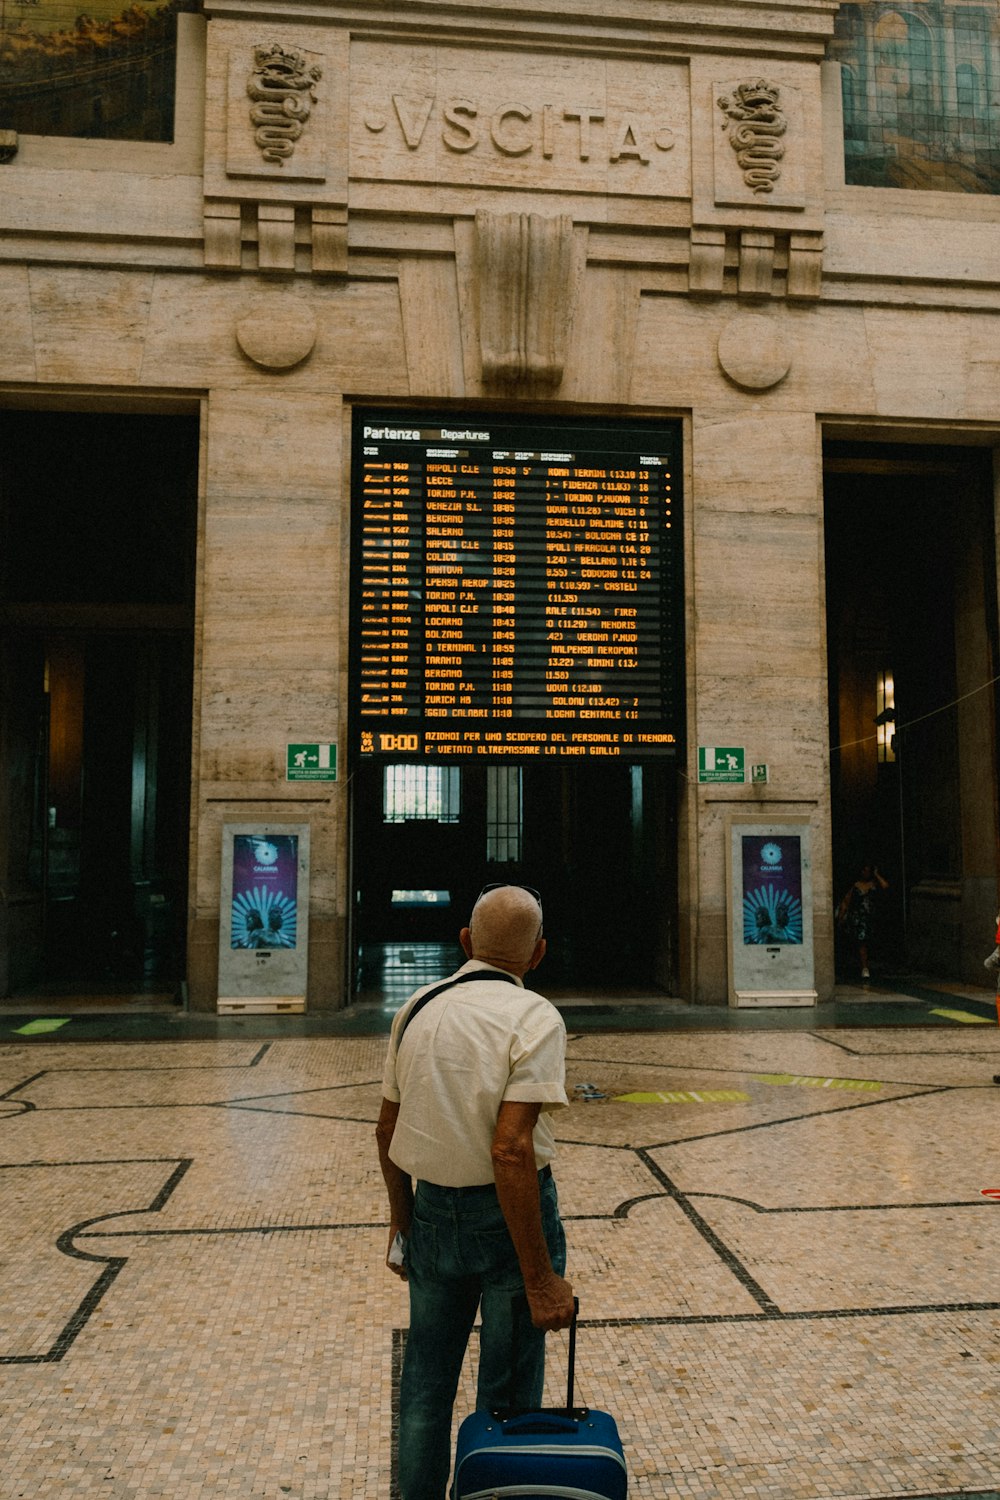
[{"left": 381, "top": 959, "right": 569, "bottom": 1187}]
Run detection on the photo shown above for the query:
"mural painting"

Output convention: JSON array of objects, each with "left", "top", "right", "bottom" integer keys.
[
  {"left": 0, "top": 0, "right": 197, "bottom": 141},
  {"left": 828, "top": 0, "right": 1000, "bottom": 193}
]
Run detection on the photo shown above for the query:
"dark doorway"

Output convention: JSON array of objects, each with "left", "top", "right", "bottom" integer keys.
[
  {"left": 352, "top": 759, "right": 677, "bottom": 1004},
  {"left": 0, "top": 409, "right": 199, "bottom": 995},
  {"left": 824, "top": 441, "right": 999, "bottom": 982}
]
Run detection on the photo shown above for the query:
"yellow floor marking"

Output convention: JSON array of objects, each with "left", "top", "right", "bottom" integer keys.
[
  {"left": 929, "top": 1008, "right": 995, "bottom": 1025},
  {"left": 13, "top": 1017, "right": 70, "bottom": 1035},
  {"left": 614, "top": 1089, "right": 750, "bottom": 1105},
  {"left": 756, "top": 1073, "right": 881, "bottom": 1091}
]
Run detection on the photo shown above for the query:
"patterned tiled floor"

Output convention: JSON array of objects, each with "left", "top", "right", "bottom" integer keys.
[{"left": 2, "top": 1024, "right": 1000, "bottom": 1498}]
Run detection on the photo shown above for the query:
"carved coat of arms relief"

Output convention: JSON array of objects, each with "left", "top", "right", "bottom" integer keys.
[{"left": 247, "top": 43, "right": 323, "bottom": 166}]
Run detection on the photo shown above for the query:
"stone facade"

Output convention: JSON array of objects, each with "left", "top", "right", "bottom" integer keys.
[{"left": 1, "top": 0, "right": 998, "bottom": 1010}]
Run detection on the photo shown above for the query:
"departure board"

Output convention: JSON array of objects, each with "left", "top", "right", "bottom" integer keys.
[{"left": 351, "top": 412, "right": 684, "bottom": 760}]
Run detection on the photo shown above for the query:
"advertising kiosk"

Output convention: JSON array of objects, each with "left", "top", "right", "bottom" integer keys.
[
  {"left": 726, "top": 818, "right": 817, "bottom": 1008},
  {"left": 217, "top": 824, "right": 311, "bottom": 1014}
]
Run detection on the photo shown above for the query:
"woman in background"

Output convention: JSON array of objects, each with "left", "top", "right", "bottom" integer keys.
[{"left": 838, "top": 861, "right": 890, "bottom": 981}]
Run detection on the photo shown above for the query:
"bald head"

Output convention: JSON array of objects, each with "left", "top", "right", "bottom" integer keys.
[{"left": 461, "top": 885, "right": 545, "bottom": 976}]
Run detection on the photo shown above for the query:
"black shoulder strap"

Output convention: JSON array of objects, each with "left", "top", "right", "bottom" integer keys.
[{"left": 396, "top": 968, "right": 519, "bottom": 1046}]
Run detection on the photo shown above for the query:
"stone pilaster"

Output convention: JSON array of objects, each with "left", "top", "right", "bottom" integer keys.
[
  {"left": 683, "top": 408, "right": 833, "bottom": 1003},
  {"left": 187, "top": 386, "right": 348, "bottom": 1010}
]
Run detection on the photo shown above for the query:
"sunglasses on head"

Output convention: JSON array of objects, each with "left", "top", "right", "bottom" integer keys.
[
  {"left": 474, "top": 882, "right": 544, "bottom": 933},
  {"left": 475, "top": 882, "right": 542, "bottom": 906}
]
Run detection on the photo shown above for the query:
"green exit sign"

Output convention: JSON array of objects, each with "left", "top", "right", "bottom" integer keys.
[
  {"left": 287, "top": 743, "right": 337, "bottom": 781},
  {"left": 698, "top": 746, "right": 745, "bottom": 783}
]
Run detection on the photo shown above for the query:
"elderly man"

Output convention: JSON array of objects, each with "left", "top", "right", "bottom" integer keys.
[{"left": 376, "top": 883, "right": 575, "bottom": 1500}]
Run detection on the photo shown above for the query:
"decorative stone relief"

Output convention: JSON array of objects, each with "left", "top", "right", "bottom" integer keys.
[
  {"left": 204, "top": 200, "right": 347, "bottom": 276},
  {"left": 717, "top": 312, "right": 792, "bottom": 391},
  {"left": 205, "top": 27, "right": 347, "bottom": 276},
  {"left": 738, "top": 230, "right": 776, "bottom": 297},
  {"left": 247, "top": 44, "right": 322, "bottom": 167},
  {"left": 225, "top": 42, "right": 328, "bottom": 183},
  {"left": 473, "top": 210, "right": 577, "bottom": 389},
  {"left": 688, "top": 227, "right": 823, "bottom": 300},
  {"left": 257, "top": 204, "right": 297, "bottom": 271},
  {"left": 689, "top": 227, "right": 728, "bottom": 296},
  {"left": 787, "top": 232, "right": 823, "bottom": 300},
  {"left": 235, "top": 296, "right": 318, "bottom": 370},
  {"left": 204, "top": 202, "right": 242, "bottom": 270},
  {"left": 310, "top": 208, "right": 348, "bottom": 275},
  {"left": 716, "top": 80, "right": 786, "bottom": 195}
]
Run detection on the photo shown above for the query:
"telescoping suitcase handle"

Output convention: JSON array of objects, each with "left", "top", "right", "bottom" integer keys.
[{"left": 504, "top": 1295, "right": 586, "bottom": 1422}]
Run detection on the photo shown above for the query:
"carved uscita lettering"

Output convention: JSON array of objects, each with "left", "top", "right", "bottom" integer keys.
[
  {"left": 491, "top": 104, "right": 533, "bottom": 157},
  {"left": 542, "top": 103, "right": 555, "bottom": 159},
  {"left": 392, "top": 94, "right": 435, "bottom": 149},
  {"left": 373, "top": 96, "right": 677, "bottom": 164},
  {"left": 563, "top": 105, "right": 604, "bottom": 162},
  {"left": 609, "top": 114, "right": 651, "bottom": 164},
  {"left": 442, "top": 99, "right": 478, "bottom": 152}
]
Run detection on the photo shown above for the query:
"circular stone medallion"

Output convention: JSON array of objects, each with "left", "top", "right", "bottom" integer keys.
[
  {"left": 236, "top": 297, "right": 318, "bottom": 371},
  {"left": 717, "top": 313, "right": 792, "bottom": 391}
]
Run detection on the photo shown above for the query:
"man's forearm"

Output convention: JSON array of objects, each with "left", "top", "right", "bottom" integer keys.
[
  {"left": 490, "top": 1100, "right": 574, "bottom": 1330},
  {"left": 376, "top": 1099, "right": 414, "bottom": 1233},
  {"left": 492, "top": 1149, "right": 554, "bottom": 1290},
  {"left": 382, "top": 1157, "right": 414, "bottom": 1233}
]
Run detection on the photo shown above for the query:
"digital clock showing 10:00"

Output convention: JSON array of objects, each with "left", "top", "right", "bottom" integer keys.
[
  {"left": 378, "top": 734, "right": 420, "bottom": 753},
  {"left": 351, "top": 411, "right": 684, "bottom": 761}
]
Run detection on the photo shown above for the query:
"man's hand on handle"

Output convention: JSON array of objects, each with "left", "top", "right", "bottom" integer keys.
[
  {"left": 492, "top": 1101, "right": 574, "bottom": 1332},
  {"left": 524, "top": 1270, "right": 575, "bottom": 1331}
]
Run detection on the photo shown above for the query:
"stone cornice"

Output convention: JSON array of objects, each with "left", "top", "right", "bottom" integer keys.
[{"left": 201, "top": 0, "right": 842, "bottom": 61}]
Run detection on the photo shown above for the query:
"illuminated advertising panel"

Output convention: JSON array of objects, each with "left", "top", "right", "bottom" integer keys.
[
  {"left": 741, "top": 835, "right": 804, "bottom": 946},
  {"left": 726, "top": 818, "right": 816, "bottom": 1007},
  {"left": 350, "top": 410, "right": 684, "bottom": 761},
  {"left": 230, "top": 835, "right": 299, "bottom": 950},
  {"left": 218, "top": 823, "right": 310, "bottom": 1014}
]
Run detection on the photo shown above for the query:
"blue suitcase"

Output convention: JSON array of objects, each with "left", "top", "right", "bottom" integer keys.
[{"left": 452, "top": 1303, "right": 627, "bottom": 1500}]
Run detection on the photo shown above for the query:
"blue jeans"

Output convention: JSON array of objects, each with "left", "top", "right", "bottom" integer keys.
[{"left": 397, "top": 1171, "right": 566, "bottom": 1500}]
